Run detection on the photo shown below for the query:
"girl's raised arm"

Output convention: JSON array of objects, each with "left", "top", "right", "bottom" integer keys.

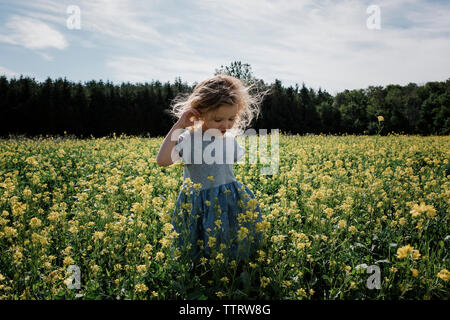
[{"left": 156, "top": 108, "right": 202, "bottom": 167}]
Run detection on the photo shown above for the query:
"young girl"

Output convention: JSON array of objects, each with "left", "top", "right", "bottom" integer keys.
[{"left": 156, "top": 74, "right": 265, "bottom": 264}]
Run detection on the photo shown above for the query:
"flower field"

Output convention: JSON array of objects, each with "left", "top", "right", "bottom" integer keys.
[{"left": 0, "top": 133, "right": 449, "bottom": 300}]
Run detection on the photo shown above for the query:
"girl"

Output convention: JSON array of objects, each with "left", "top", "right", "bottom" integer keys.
[{"left": 156, "top": 74, "right": 266, "bottom": 264}]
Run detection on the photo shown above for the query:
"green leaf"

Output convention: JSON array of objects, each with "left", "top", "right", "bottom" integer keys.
[
  {"left": 240, "top": 271, "right": 250, "bottom": 291},
  {"left": 187, "top": 290, "right": 204, "bottom": 300}
]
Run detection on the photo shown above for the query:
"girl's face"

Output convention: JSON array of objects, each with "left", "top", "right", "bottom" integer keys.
[{"left": 201, "top": 104, "right": 238, "bottom": 136}]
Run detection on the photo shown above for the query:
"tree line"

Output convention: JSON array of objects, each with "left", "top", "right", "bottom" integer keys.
[{"left": 0, "top": 70, "right": 448, "bottom": 138}]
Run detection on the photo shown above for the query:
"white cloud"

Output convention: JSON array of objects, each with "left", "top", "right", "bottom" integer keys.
[
  {"left": 78, "top": 0, "right": 162, "bottom": 44},
  {"left": 18, "top": 0, "right": 182, "bottom": 49},
  {"left": 185, "top": 0, "right": 450, "bottom": 93},
  {"left": 106, "top": 55, "right": 215, "bottom": 84},
  {"left": 2, "top": 0, "right": 449, "bottom": 92},
  {"left": 0, "top": 15, "right": 68, "bottom": 50},
  {"left": 37, "top": 52, "right": 53, "bottom": 61}
]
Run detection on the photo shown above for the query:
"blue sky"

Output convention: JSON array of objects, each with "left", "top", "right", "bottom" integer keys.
[{"left": 0, "top": 0, "right": 449, "bottom": 94}]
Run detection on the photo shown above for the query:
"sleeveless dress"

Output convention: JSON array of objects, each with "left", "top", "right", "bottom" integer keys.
[{"left": 171, "top": 127, "right": 263, "bottom": 263}]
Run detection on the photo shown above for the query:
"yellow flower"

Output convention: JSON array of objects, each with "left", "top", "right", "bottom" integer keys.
[
  {"left": 162, "top": 223, "right": 174, "bottom": 235},
  {"left": 143, "top": 244, "right": 153, "bottom": 253},
  {"left": 256, "top": 220, "right": 270, "bottom": 233},
  {"left": 216, "top": 253, "right": 225, "bottom": 263},
  {"left": 338, "top": 219, "right": 347, "bottom": 229},
  {"left": 205, "top": 200, "right": 211, "bottom": 206},
  {"left": 247, "top": 198, "right": 258, "bottom": 211},
  {"left": 208, "top": 236, "right": 216, "bottom": 248},
  {"left": 134, "top": 283, "right": 148, "bottom": 293},
  {"left": 425, "top": 206, "right": 436, "bottom": 218},
  {"left": 13, "top": 250, "right": 23, "bottom": 265},
  {"left": 159, "top": 237, "right": 171, "bottom": 248},
  {"left": 92, "top": 231, "right": 105, "bottom": 242},
  {"left": 411, "top": 249, "right": 421, "bottom": 260},
  {"left": 68, "top": 225, "right": 79, "bottom": 234},
  {"left": 220, "top": 277, "right": 229, "bottom": 284},
  {"left": 437, "top": 269, "right": 449, "bottom": 281},
  {"left": 207, "top": 176, "right": 215, "bottom": 182},
  {"left": 23, "top": 187, "right": 32, "bottom": 197},
  {"left": 62, "top": 246, "right": 72, "bottom": 256},
  {"left": 411, "top": 269, "right": 419, "bottom": 277},
  {"left": 131, "top": 202, "right": 144, "bottom": 215},
  {"left": 396, "top": 244, "right": 414, "bottom": 259},
  {"left": 136, "top": 265, "right": 147, "bottom": 275},
  {"left": 410, "top": 202, "right": 436, "bottom": 219},
  {"left": 183, "top": 178, "right": 193, "bottom": 189},
  {"left": 271, "top": 234, "right": 285, "bottom": 244},
  {"left": 155, "top": 252, "right": 165, "bottom": 261},
  {"left": 324, "top": 208, "right": 334, "bottom": 218},
  {"left": 377, "top": 115, "right": 384, "bottom": 122},
  {"left": 296, "top": 288, "right": 307, "bottom": 298},
  {"left": 4, "top": 226, "right": 18, "bottom": 238},
  {"left": 237, "top": 227, "right": 249, "bottom": 241},
  {"left": 260, "top": 276, "right": 271, "bottom": 288},
  {"left": 216, "top": 291, "right": 226, "bottom": 298},
  {"left": 416, "top": 220, "right": 423, "bottom": 230},
  {"left": 91, "top": 264, "right": 100, "bottom": 273},
  {"left": 63, "top": 256, "right": 74, "bottom": 266}
]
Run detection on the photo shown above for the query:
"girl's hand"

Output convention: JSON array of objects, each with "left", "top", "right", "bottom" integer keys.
[
  {"left": 158, "top": 108, "right": 203, "bottom": 167},
  {"left": 176, "top": 108, "right": 203, "bottom": 128}
]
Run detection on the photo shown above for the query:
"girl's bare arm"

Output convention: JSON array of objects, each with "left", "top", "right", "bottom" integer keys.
[{"left": 156, "top": 121, "right": 184, "bottom": 167}]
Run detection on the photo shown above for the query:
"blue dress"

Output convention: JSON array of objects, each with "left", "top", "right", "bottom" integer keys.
[{"left": 171, "top": 128, "right": 263, "bottom": 263}]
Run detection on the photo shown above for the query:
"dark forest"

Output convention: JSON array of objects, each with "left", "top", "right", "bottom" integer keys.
[{"left": 1, "top": 63, "right": 448, "bottom": 138}]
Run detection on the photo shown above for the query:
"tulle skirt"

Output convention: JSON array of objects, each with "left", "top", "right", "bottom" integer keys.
[{"left": 171, "top": 180, "right": 263, "bottom": 263}]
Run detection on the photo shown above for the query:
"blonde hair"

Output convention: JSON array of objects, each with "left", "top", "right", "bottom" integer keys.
[{"left": 170, "top": 74, "right": 268, "bottom": 134}]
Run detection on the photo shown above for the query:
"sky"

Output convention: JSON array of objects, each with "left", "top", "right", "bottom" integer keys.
[{"left": 0, "top": 0, "right": 449, "bottom": 94}]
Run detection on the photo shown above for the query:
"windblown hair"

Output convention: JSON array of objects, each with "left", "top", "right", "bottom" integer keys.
[{"left": 170, "top": 74, "right": 269, "bottom": 134}]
